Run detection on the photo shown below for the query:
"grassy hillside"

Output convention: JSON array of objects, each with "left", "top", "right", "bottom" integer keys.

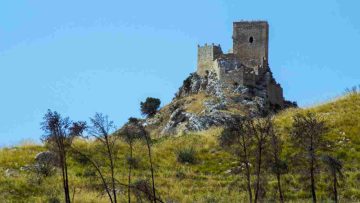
[{"left": 0, "top": 93, "right": 359, "bottom": 202}]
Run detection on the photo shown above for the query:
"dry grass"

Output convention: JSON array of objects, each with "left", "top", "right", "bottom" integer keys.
[{"left": 0, "top": 93, "right": 359, "bottom": 202}]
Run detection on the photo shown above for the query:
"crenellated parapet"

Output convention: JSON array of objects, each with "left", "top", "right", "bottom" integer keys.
[
  {"left": 195, "top": 21, "right": 284, "bottom": 107},
  {"left": 197, "top": 43, "right": 223, "bottom": 76}
]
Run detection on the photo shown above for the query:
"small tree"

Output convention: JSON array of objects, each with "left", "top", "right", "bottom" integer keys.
[
  {"left": 247, "top": 118, "right": 272, "bottom": 203},
  {"left": 127, "top": 118, "right": 159, "bottom": 203},
  {"left": 87, "top": 113, "right": 118, "bottom": 203},
  {"left": 290, "top": 112, "right": 328, "bottom": 203},
  {"left": 41, "top": 110, "right": 86, "bottom": 203},
  {"left": 118, "top": 117, "right": 142, "bottom": 203},
  {"left": 268, "top": 118, "right": 287, "bottom": 203},
  {"left": 140, "top": 97, "right": 161, "bottom": 117},
  {"left": 322, "top": 155, "right": 343, "bottom": 203},
  {"left": 219, "top": 116, "right": 253, "bottom": 203}
]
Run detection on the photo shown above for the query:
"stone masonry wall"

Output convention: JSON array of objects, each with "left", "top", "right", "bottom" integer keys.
[
  {"left": 267, "top": 82, "right": 284, "bottom": 107},
  {"left": 233, "top": 21, "right": 269, "bottom": 68},
  {"left": 216, "top": 56, "right": 256, "bottom": 87},
  {"left": 197, "top": 44, "right": 223, "bottom": 76}
]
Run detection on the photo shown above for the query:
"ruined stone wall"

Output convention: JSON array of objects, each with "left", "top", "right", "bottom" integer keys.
[
  {"left": 216, "top": 56, "right": 256, "bottom": 87},
  {"left": 195, "top": 21, "right": 285, "bottom": 108},
  {"left": 267, "top": 82, "right": 284, "bottom": 107},
  {"left": 197, "top": 44, "right": 223, "bottom": 76},
  {"left": 233, "top": 21, "right": 269, "bottom": 68}
]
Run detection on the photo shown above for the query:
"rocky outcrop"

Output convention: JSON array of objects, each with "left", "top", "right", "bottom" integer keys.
[
  {"left": 157, "top": 69, "right": 289, "bottom": 135},
  {"left": 145, "top": 66, "right": 296, "bottom": 135},
  {"left": 175, "top": 71, "right": 223, "bottom": 98}
]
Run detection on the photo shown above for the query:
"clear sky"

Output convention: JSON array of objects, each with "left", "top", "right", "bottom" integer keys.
[{"left": 1, "top": 0, "right": 359, "bottom": 146}]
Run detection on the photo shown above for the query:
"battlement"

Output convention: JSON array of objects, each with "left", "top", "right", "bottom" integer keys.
[
  {"left": 194, "top": 21, "right": 285, "bottom": 107},
  {"left": 197, "top": 43, "right": 223, "bottom": 76}
]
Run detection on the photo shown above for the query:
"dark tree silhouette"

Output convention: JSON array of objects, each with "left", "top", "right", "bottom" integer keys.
[
  {"left": 290, "top": 112, "right": 328, "bottom": 203},
  {"left": 118, "top": 117, "right": 142, "bottom": 203},
  {"left": 41, "top": 110, "right": 86, "bottom": 203},
  {"left": 87, "top": 113, "right": 118, "bottom": 203},
  {"left": 268, "top": 117, "right": 287, "bottom": 203},
  {"left": 219, "top": 116, "right": 253, "bottom": 203},
  {"left": 127, "top": 118, "right": 158, "bottom": 203},
  {"left": 70, "top": 148, "right": 115, "bottom": 203},
  {"left": 322, "top": 155, "right": 343, "bottom": 203},
  {"left": 247, "top": 118, "right": 272, "bottom": 203},
  {"left": 140, "top": 97, "right": 161, "bottom": 117}
]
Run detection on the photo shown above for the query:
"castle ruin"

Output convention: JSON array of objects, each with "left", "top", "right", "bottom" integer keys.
[{"left": 197, "top": 21, "right": 284, "bottom": 107}]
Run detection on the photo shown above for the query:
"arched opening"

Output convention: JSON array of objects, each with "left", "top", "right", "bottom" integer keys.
[{"left": 249, "top": 36, "right": 254, "bottom": 43}]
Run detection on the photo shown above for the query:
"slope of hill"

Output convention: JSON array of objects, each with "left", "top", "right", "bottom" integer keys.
[
  {"left": 144, "top": 71, "right": 296, "bottom": 137},
  {"left": 0, "top": 93, "right": 359, "bottom": 202}
]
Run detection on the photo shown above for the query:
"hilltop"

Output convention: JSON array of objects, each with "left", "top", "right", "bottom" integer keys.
[
  {"left": 144, "top": 21, "right": 296, "bottom": 137},
  {"left": 1, "top": 92, "right": 359, "bottom": 202}
]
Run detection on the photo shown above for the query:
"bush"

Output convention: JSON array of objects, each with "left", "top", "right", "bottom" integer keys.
[
  {"left": 83, "top": 168, "right": 96, "bottom": 177},
  {"left": 175, "top": 170, "right": 186, "bottom": 180},
  {"left": 47, "top": 197, "right": 60, "bottom": 203},
  {"left": 176, "top": 147, "right": 197, "bottom": 164},
  {"left": 126, "top": 156, "right": 139, "bottom": 169}
]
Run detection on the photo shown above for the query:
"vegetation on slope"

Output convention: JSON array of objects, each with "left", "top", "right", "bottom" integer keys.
[{"left": 0, "top": 93, "right": 359, "bottom": 202}]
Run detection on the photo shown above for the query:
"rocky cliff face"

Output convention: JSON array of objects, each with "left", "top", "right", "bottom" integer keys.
[{"left": 144, "top": 70, "right": 296, "bottom": 136}]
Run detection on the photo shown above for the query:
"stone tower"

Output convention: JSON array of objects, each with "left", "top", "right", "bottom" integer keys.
[
  {"left": 232, "top": 21, "right": 269, "bottom": 69},
  {"left": 197, "top": 44, "right": 223, "bottom": 76}
]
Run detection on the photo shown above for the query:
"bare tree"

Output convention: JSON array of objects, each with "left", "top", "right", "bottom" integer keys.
[
  {"left": 70, "top": 147, "right": 115, "bottom": 203},
  {"left": 41, "top": 109, "right": 86, "bottom": 203},
  {"left": 247, "top": 118, "right": 272, "bottom": 203},
  {"left": 126, "top": 118, "right": 158, "bottom": 203},
  {"left": 219, "top": 116, "right": 253, "bottom": 203},
  {"left": 290, "top": 112, "right": 328, "bottom": 203},
  {"left": 322, "top": 155, "right": 343, "bottom": 203},
  {"left": 118, "top": 117, "right": 142, "bottom": 203},
  {"left": 268, "top": 117, "right": 287, "bottom": 203},
  {"left": 87, "top": 113, "right": 118, "bottom": 203}
]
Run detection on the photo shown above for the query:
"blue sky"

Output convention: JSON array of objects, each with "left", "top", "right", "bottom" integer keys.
[{"left": 0, "top": 0, "right": 359, "bottom": 146}]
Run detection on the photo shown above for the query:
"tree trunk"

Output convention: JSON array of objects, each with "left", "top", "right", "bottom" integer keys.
[
  {"left": 245, "top": 162, "right": 252, "bottom": 203},
  {"left": 105, "top": 137, "right": 117, "bottom": 203},
  {"left": 310, "top": 155, "right": 317, "bottom": 203},
  {"left": 276, "top": 173, "right": 284, "bottom": 203},
  {"left": 60, "top": 156, "right": 68, "bottom": 203},
  {"left": 254, "top": 142, "right": 262, "bottom": 203},
  {"left": 63, "top": 153, "right": 71, "bottom": 203},
  {"left": 128, "top": 143, "right": 133, "bottom": 203},
  {"left": 146, "top": 138, "right": 156, "bottom": 203},
  {"left": 310, "top": 134, "right": 317, "bottom": 203},
  {"left": 59, "top": 149, "right": 71, "bottom": 203},
  {"left": 242, "top": 136, "right": 252, "bottom": 203},
  {"left": 333, "top": 171, "right": 338, "bottom": 203},
  {"left": 72, "top": 148, "right": 114, "bottom": 203}
]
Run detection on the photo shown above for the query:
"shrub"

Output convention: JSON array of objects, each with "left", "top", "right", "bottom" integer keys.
[
  {"left": 175, "top": 170, "right": 186, "bottom": 180},
  {"left": 126, "top": 156, "right": 139, "bottom": 169},
  {"left": 132, "top": 179, "right": 154, "bottom": 202},
  {"left": 47, "top": 197, "right": 61, "bottom": 203},
  {"left": 176, "top": 147, "right": 197, "bottom": 164},
  {"left": 83, "top": 168, "right": 96, "bottom": 177}
]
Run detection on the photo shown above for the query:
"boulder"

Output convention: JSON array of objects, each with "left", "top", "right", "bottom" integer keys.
[
  {"left": 35, "top": 151, "right": 59, "bottom": 167},
  {"left": 4, "top": 168, "right": 18, "bottom": 177}
]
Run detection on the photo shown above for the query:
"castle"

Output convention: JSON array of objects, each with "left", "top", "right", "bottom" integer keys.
[{"left": 196, "top": 21, "right": 284, "bottom": 107}]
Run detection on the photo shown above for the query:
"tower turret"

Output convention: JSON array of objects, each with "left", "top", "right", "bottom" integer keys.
[{"left": 232, "top": 21, "right": 269, "bottom": 69}]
